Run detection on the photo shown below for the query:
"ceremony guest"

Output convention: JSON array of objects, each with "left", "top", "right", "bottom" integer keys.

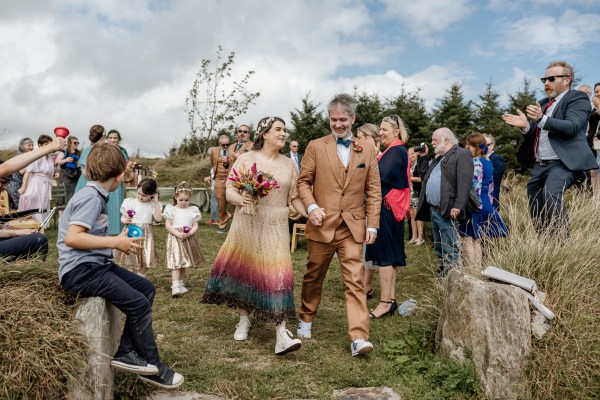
[
  {"left": 203, "top": 117, "right": 307, "bottom": 355},
  {"left": 578, "top": 84, "right": 593, "bottom": 99},
  {"left": 356, "top": 122, "right": 381, "bottom": 299},
  {"left": 203, "top": 161, "right": 219, "bottom": 225},
  {"left": 18, "top": 135, "right": 55, "bottom": 228},
  {"left": 231, "top": 124, "right": 253, "bottom": 160},
  {"left": 114, "top": 178, "right": 163, "bottom": 277},
  {"left": 296, "top": 94, "right": 381, "bottom": 356},
  {"left": 57, "top": 143, "right": 184, "bottom": 389},
  {"left": 365, "top": 115, "right": 410, "bottom": 319},
  {"left": 106, "top": 129, "right": 129, "bottom": 235},
  {"left": 55, "top": 136, "right": 82, "bottom": 207},
  {"left": 6, "top": 138, "right": 34, "bottom": 210},
  {"left": 483, "top": 134, "right": 506, "bottom": 209},
  {"left": 285, "top": 140, "right": 303, "bottom": 172},
  {"left": 75, "top": 124, "right": 106, "bottom": 192},
  {"left": 163, "top": 181, "right": 204, "bottom": 297},
  {"left": 503, "top": 60, "right": 597, "bottom": 235},
  {"left": 587, "top": 83, "right": 600, "bottom": 199},
  {"left": 408, "top": 147, "right": 425, "bottom": 245},
  {"left": 416, "top": 128, "right": 473, "bottom": 277},
  {"left": 210, "top": 135, "right": 234, "bottom": 233}
]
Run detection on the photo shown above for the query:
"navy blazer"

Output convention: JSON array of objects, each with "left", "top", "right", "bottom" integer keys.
[
  {"left": 488, "top": 152, "right": 505, "bottom": 209},
  {"left": 518, "top": 89, "right": 597, "bottom": 171}
]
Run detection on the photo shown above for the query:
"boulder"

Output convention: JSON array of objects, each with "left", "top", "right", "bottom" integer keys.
[
  {"left": 333, "top": 387, "right": 402, "bottom": 400},
  {"left": 67, "top": 297, "right": 121, "bottom": 400},
  {"left": 436, "top": 270, "right": 531, "bottom": 399}
]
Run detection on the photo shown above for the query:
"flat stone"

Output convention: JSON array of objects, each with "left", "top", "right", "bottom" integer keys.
[
  {"left": 148, "top": 392, "right": 225, "bottom": 400},
  {"left": 333, "top": 386, "right": 402, "bottom": 400}
]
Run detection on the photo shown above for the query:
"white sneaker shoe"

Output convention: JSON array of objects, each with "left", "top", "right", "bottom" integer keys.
[
  {"left": 178, "top": 283, "right": 188, "bottom": 294},
  {"left": 275, "top": 329, "right": 302, "bottom": 355},
  {"left": 351, "top": 339, "right": 373, "bottom": 356},
  {"left": 297, "top": 320, "right": 312, "bottom": 339},
  {"left": 171, "top": 284, "right": 182, "bottom": 297},
  {"left": 234, "top": 318, "right": 251, "bottom": 341}
]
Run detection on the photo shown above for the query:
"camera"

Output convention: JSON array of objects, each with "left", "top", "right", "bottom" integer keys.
[{"left": 413, "top": 143, "right": 426, "bottom": 153}]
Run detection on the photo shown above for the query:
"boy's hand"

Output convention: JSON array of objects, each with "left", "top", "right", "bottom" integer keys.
[{"left": 114, "top": 235, "right": 144, "bottom": 254}]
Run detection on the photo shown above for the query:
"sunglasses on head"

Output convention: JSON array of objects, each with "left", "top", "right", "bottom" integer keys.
[
  {"left": 390, "top": 114, "right": 402, "bottom": 128},
  {"left": 540, "top": 75, "right": 568, "bottom": 84}
]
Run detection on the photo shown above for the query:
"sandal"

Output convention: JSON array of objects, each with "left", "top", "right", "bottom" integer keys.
[{"left": 369, "top": 300, "right": 398, "bottom": 319}]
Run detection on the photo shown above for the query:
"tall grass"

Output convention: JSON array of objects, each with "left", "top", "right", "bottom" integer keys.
[{"left": 483, "top": 184, "right": 600, "bottom": 399}]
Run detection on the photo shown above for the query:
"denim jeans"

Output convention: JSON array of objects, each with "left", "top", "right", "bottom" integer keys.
[
  {"left": 0, "top": 232, "right": 48, "bottom": 261},
  {"left": 61, "top": 261, "right": 166, "bottom": 373},
  {"left": 210, "top": 190, "right": 218, "bottom": 221},
  {"left": 430, "top": 207, "right": 461, "bottom": 276}
]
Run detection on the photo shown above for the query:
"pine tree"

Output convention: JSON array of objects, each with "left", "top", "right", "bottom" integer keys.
[
  {"left": 385, "top": 83, "right": 432, "bottom": 147},
  {"left": 432, "top": 82, "right": 474, "bottom": 141},
  {"left": 288, "top": 93, "right": 327, "bottom": 152},
  {"left": 354, "top": 90, "right": 385, "bottom": 128},
  {"left": 505, "top": 78, "right": 538, "bottom": 171}
]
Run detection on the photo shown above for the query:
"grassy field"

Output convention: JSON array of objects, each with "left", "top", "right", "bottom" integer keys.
[{"left": 31, "top": 217, "right": 478, "bottom": 400}]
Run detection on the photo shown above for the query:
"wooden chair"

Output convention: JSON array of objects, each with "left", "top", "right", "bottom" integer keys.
[
  {"left": 291, "top": 223, "right": 306, "bottom": 253},
  {"left": 51, "top": 183, "right": 67, "bottom": 227}
]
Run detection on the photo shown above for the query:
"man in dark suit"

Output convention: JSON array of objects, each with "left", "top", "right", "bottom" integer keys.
[
  {"left": 284, "top": 140, "right": 303, "bottom": 172},
  {"left": 483, "top": 134, "right": 506, "bottom": 210},
  {"left": 503, "top": 60, "right": 598, "bottom": 234},
  {"left": 416, "top": 127, "right": 473, "bottom": 277}
]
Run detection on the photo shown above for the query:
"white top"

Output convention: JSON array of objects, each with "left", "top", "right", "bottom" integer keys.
[
  {"left": 162, "top": 204, "right": 201, "bottom": 228},
  {"left": 121, "top": 198, "right": 156, "bottom": 224}
]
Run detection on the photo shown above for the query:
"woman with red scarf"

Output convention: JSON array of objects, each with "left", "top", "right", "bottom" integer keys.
[{"left": 365, "top": 115, "right": 411, "bottom": 318}]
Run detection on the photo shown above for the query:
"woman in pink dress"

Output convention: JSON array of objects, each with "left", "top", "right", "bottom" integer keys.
[{"left": 17, "top": 134, "right": 56, "bottom": 228}]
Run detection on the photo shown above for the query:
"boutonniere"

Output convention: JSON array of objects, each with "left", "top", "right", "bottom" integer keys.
[{"left": 352, "top": 140, "right": 363, "bottom": 153}]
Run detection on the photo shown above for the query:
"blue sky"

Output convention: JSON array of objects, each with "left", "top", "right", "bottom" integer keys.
[{"left": 0, "top": 0, "right": 599, "bottom": 156}]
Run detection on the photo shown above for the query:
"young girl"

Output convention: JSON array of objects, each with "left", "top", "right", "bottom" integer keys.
[
  {"left": 163, "top": 181, "right": 205, "bottom": 297},
  {"left": 114, "top": 178, "right": 162, "bottom": 276}
]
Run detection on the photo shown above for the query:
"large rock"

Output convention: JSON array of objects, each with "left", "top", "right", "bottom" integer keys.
[
  {"left": 436, "top": 270, "right": 531, "bottom": 399},
  {"left": 67, "top": 297, "right": 121, "bottom": 400}
]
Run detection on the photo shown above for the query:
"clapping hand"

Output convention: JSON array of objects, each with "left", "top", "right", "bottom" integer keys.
[{"left": 502, "top": 109, "right": 529, "bottom": 129}]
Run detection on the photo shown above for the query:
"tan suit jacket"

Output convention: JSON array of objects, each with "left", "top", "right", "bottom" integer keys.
[
  {"left": 210, "top": 147, "right": 234, "bottom": 175},
  {"left": 297, "top": 134, "right": 381, "bottom": 243},
  {"left": 232, "top": 141, "right": 253, "bottom": 156}
]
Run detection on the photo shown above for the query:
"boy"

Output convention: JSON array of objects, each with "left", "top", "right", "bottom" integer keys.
[{"left": 57, "top": 143, "right": 184, "bottom": 389}]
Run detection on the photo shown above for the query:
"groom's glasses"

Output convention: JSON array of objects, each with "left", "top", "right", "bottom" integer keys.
[{"left": 540, "top": 75, "right": 568, "bottom": 84}]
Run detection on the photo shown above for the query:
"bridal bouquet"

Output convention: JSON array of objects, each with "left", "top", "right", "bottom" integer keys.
[{"left": 228, "top": 162, "right": 280, "bottom": 216}]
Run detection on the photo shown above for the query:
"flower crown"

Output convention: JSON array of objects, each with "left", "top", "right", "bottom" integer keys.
[
  {"left": 257, "top": 116, "right": 275, "bottom": 134},
  {"left": 175, "top": 181, "right": 192, "bottom": 194}
]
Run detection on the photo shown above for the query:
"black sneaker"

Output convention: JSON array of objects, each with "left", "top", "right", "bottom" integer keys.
[
  {"left": 139, "top": 366, "right": 185, "bottom": 389},
  {"left": 110, "top": 351, "right": 159, "bottom": 376}
]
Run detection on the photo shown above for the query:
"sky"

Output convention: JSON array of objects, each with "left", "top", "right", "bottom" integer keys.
[{"left": 1, "top": 0, "right": 599, "bottom": 157}]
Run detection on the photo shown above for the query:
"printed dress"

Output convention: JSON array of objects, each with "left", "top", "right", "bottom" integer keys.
[
  {"left": 114, "top": 197, "right": 158, "bottom": 271},
  {"left": 202, "top": 152, "right": 299, "bottom": 323},
  {"left": 163, "top": 204, "right": 205, "bottom": 269},
  {"left": 459, "top": 157, "right": 483, "bottom": 239}
]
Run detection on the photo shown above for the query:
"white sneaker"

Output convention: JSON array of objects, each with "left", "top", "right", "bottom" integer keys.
[
  {"left": 297, "top": 320, "right": 312, "bottom": 339},
  {"left": 233, "top": 318, "right": 251, "bottom": 341},
  {"left": 178, "top": 283, "right": 188, "bottom": 294},
  {"left": 275, "top": 329, "right": 302, "bottom": 355},
  {"left": 351, "top": 339, "right": 373, "bottom": 356},
  {"left": 171, "top": 284, "right": 182, "bottom": 297}
]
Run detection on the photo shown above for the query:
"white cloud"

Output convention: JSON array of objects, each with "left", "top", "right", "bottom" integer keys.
[
  {"left": 380, "top": 0, "right": 474, "bottom": 44},
  {"left": 497, "top": 10, "right": 600, "bottom": 56}
]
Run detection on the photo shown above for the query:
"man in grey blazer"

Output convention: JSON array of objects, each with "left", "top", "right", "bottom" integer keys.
[
  {"left": 284, "top": 141, "right": 303, "bottom": 172},
  {"left": 503, "top": 60, "right": 597, "bottom": 235},
  {"left": 416, "top": 128, "right": 474, "bottom": 276}
]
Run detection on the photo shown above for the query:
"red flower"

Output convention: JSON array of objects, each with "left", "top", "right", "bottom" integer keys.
[{"left": 352, "top": 140, "right": 363, "bottom": 153}]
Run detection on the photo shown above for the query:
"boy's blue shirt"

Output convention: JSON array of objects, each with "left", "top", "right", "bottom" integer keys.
[{"left": 57, "top": 181, "right": 112, "bottom": 283}]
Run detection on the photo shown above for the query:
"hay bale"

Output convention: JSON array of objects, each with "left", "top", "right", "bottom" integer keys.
[{"left": 0, "top": 277, "right": 89, "bottom": 399}]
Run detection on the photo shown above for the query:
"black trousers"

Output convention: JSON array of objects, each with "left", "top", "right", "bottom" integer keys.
[{"left": 0, "top": 232, "right": 48, "bottom": 261}]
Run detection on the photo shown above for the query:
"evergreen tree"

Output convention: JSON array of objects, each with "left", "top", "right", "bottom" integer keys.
[
  {"left": 385, "top": 83, "right": 432, "bottom": 147},
  {"left": 354, "top": 89, "right": 385, "bottom": 128},
  {"left": 505, "top": 78, "right": 538, "bottom": 171},
  {"left": 432, "top": 82, "right": 474, "bottom": 141},
  {"left": 289, "top": 93, "right": 327, "bottom": 152}
]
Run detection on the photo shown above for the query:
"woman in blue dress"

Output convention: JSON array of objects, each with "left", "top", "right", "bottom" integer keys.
[
  {"left": 106, "top": 129, "right": 129, "bottom": 235},
  {"left": 459, "top": 133, "right": 508, "bottom": 271},
  {"left": 365, "top": 115, "right": 410, "bottom": 318},
  {"left": 75, "top": 125, "right": 106, "bottom": 193}
]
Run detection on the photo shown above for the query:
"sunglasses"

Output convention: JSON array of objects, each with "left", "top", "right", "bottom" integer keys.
[
  {"left": 71, "top": 141, "right": 79, "bottom": 145},
  {"left": 540, "top": 75, "right": 568, "bottom": 84},
  {"left": 390, "top": 114, "right": 402, "bottom": 128},
  {"left": 238, "top": 130, "right": 249, "bottom": 134},
  {"left": 221, "top": 143, "right": 230, "bottom": 147}
]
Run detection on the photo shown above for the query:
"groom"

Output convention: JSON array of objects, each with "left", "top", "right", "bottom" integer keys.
[{"left": 296, "top": 93, "right": 381, "bottom": 356}]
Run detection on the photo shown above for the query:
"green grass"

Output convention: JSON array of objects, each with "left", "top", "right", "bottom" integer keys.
[{"left": 30, "top": 219, "right": 480, "bottom": 400}]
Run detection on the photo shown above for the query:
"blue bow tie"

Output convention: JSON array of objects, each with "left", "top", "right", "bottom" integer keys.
[{"left": 336, "top": 137, "right": 351, "bottom": 147}]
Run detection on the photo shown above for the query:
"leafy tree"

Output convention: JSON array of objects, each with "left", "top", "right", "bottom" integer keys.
[
  {"left": 288, "top": 93, "right": 327, "bottom": 152},
  {"left": 182, "top": 46, "right": 260, "bottom": 156},
  {"left": 432, "top": 82, "right": 474, "bottom": 140}
]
